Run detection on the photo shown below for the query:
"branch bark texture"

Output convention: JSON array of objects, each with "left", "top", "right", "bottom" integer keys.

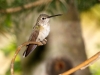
[{"left": 0, "top": 0, "right": 52, "bottom": 13}]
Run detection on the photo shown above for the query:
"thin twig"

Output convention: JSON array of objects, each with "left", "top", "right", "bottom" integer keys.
[
  {"left": 0, "top": 0, "right": 52, "bottom": 13},
  {"left": 60, "top": 52, "right": 100, "bottom": 75},
  {"left": 10, "top": 41, "right": 43, "bottom": 75},
  {"left": 11, "top": 41, "right": 100, "bottom": 75}
]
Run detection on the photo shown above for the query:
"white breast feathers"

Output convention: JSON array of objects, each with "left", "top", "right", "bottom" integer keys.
[{"left": 36, "top": 24, "right": 50, "bottom": 42}]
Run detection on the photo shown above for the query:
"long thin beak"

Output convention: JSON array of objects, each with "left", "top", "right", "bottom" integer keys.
[{"left": 47, "top": 14, "right": 62, "bottom": 18}]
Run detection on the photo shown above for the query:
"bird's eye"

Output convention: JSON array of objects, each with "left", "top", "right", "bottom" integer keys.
[{"left": 42, "top": 17, "right": 45, "bottom": 20}]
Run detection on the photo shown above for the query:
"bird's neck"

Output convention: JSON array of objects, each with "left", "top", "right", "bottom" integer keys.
[
  {"left": 39, "top": 22, "right": 50, "bottom": 32},
  {"left": 38, "top": 21, "right": 49, "bottom": 27}
]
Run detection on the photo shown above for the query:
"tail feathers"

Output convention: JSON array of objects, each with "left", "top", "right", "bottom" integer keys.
[{"left": 23, "top": 45, "right": 37, "bottom": 57}]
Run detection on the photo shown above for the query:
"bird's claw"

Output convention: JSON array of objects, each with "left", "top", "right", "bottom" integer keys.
[{"left": 40, "top": 39, "right": 47, "bottom": 45}]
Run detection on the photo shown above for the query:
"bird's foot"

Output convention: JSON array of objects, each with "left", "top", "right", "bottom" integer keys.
[{"left": 40, "top": 39, "right": 47, "bottom": 45}]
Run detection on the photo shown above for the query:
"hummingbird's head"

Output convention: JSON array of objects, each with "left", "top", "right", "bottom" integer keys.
[
  {"left": 37, "top": 14, "right": 62, "bottom": 25},
  {"left": 37, "top": 14, "right": 50, "bottom": 25}
]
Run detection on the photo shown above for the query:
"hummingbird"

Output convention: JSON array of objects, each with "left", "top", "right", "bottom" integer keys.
[{"left": 23, "top": 14, "right": 62, "bottom": 57}]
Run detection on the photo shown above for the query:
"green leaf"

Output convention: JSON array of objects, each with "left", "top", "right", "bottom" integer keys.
[
  {"left": 77, "top": 0, "right": 100, "bottom": 12},
  {"left": 46, "top": 9, "right": 54, "bottom": 15},
  {"left": 1, "top": 41, "right": 17, "bottom": 56},
  {"left": 37, "top": 5, "right": 46, "bottom": 12},
  {"left": 49, "top": 0, "right": 57, "bottom": 10},
  {"left": 0, "top": 0, "right": 8, "bottom": 9},
  {"left": 58, "top": 1, "right": 67, "bottom": 12},
  {"left": 46, "top": 0, "right": 57, "bottom": 13},
  {"left": 6, "top": 60, "right": 22, "bottom": 75},
  {"left": 5, "top": 14, "right": 12, "bottom": 28}
]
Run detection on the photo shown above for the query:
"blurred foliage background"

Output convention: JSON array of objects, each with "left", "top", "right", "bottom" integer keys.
[{"left": 0, "top": 0, "right": 100, "bottom": 75}]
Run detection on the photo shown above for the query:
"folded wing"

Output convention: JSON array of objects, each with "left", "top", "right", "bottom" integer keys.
[{"left": 23, "top": 28, "right": 39, "bottom": 57}]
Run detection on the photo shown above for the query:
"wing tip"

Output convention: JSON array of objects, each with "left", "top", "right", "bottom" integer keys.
[
  {"left": 23, "top": 51, "right": 27, "bottom": 58},
  {"left": 23, "top": 45, "right": 37, "bottom": 58}
]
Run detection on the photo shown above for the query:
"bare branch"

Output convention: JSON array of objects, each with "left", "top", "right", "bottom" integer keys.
[
  {"left": 60, "top": 52, "right": 100, "bottom": 75},
  {"left": 10, "top": 40, "right": 100, "bottom": 75},
  {"left": 10, "top": 41, "right": 43, "bottom": 75},
  {"left": 0, "top": 0, "right": 52, "bottom": 14}
]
